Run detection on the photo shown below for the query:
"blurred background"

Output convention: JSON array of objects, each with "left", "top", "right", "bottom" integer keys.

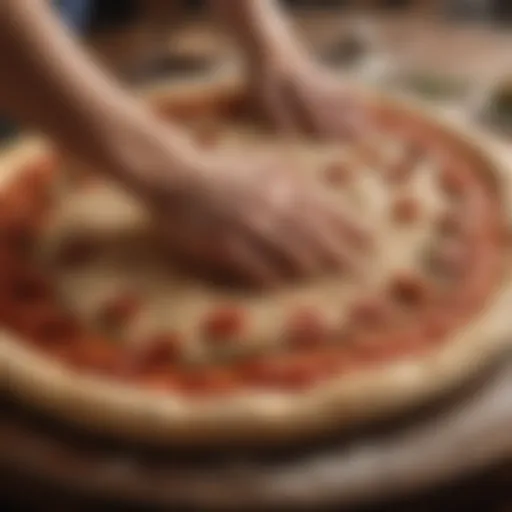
[{"left": 52, "top": 0, "right": 511, "bottom": 140}]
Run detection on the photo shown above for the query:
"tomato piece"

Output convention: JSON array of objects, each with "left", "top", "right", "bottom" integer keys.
[
  {"left": 8, "top": 271, "right": 52, "bottom": 304},
  {"left": 54, "top": 235, "right": 99, "bottom": 268},
  {"left": 136, "top": 332, "right": 183, "bottom": 368},
  {"left": 430, "top": 239, "right": 468, "bottom": 278},
  {"left": 392, "top": 195, "right": 420, "bottom": 224},
  {"left": 439, "top": 163, "right": 467, "bottom": 198},
  {"left": 390, "top": 273, "right": 430, "bottom": 308},
  {"left": 20, "top": 305, "right": 80, "bottom": 346},
  {"left": 202, "top": 307, "right": 245, "bottom": 342},
  {"left": 437, "top": 211, "right": 462, "bottom": 237},
  {"left": 18, "top": 157, "right": 56, "bottom": 206},
  {"left": 25, "top": 154, "right": 59, "bottom": 182},
  {"left": 67, "top": 337, "right": 121, "bottom": 373},
  {"left": 349, "top": 298, "right": 388, "bottom": 329},
  {"left": 0, "top": 199, "right": 38, "bottom": 254},
  {"left": 286, "top": 308, "right": 329, "bottom": 349}
]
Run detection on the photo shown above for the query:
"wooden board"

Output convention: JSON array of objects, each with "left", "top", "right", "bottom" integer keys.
[{"left": 1, "top": 357, "right": 510, "bottom": 511}]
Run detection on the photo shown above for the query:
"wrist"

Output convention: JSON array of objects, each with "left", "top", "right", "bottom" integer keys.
[
  {"left": 243, "top": 19, "right": 305, "bottom": 69},
  {"left": 91, "top": 106, "right": 202, "bottom": 198},
  {"left": 213, "top": 0, "right": 306, "bottom": 69}
]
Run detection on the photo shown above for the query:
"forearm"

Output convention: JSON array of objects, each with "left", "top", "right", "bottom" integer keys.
[
  {"left": 210, "top": 0, "right": 305, "bottom": 62},
  {"left": 0, "top": 0, "right": 189, "bottom": 187}
]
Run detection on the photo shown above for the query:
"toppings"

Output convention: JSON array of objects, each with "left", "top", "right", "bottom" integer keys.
[
  {"left": 17, "top": 159, "right": 55, "bottom": 209},
  {"left": 20, "top": 305, "right": 79, "bottom": 346},
  {"left": 0, "top": 198, "right": 38, "bottom": 254},
  {"left": 0, "top": 99, "right": 504, "bottom": 403},
  {"left": 135, "top": 332, "right": 183, "bottom": 368},
  {"left": 286, "top": 308, "right": 330, "bottom": 348},
  {"left": 66, "top": 337, "right": 121, "bottom": 373},
  {"left": 392, "top": 195, "right": 421, "bottom": 224},
  {"left": 54, "top": 234, "right": 99, "bottom": 268},
  {"left": 437, "top": 211, "right": 462, "bottom": 237},
  {"left": 5, "top": 168, "right": 52, "bottom": 218},
  {"left": 439, "top": 163, "right": 466, "bottom": 197},
  {"left": 8, "top": 271, "right": 51, "bottom": 304},
  {"left": 389, "top": 273, "right": 430, "bottom": 308},
  {"left": 429, "top": 239, "right": 467, "bottom": 278},
  {"left": 349, "top": 298, "right": 388, "bottom": 329},
  {"left": 0, "top": 222, "right": 33, "bottom": 254},
  {"left": 98, "top": 293, "right": 142, "bottom": 330},
  {"left": 386, "top": 143, "right": 421, "bottom": 183},
  {"left": 202, "top": 306, "right": 246, "bottom": 343}
]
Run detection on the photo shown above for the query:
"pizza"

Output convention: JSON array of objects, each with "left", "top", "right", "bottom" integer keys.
[{"left": 1, "top": 77, "right": 512, "bottom": 447}]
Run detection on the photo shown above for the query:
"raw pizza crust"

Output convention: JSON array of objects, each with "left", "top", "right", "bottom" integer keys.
[
  {"left": 2, "top": 76, "right": 512, "bottom": 447},
  {"left": 37, "top": 110, "right": 442, "bottom": 361}
]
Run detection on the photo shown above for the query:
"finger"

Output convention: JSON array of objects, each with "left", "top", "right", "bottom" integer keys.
[
  {"left": 242, "top": 216, "right": 306, "bottom": 279},
  {"left": 287, "top": 79, "right": 368, "bottom": 141},
  {"left": 329, "top": 100, "right": 370, "bottom": 141},
  {"left": 324, "top": 203, "right": 372, "bottom": 251},
  {"left": 260, "top": 80, "right": 301, "bottom": 136},
  {"left": 282, "top": 78, "right": 319, "bottom": 137},
  {"left": 302, "top": 211, "right": 357, "bottom": 272},
  {"left": 261, "top": 219, "right": 322, "bottom": 279},
  {"left": 244, "top": 187, "right": 325, "bottom": 279},
  {"left": 162, "top": 225, "right": 274, "bottom": 290},
  {"left": 223, "top": 235, "right": 280, "bottom": 289},
  {"left": 297, "top": 196, "right": 365, "bottom": 272}
]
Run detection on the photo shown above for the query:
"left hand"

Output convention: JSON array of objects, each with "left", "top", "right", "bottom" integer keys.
[{"left": 249, "top": 52, "right": 368, "bottom": 139}]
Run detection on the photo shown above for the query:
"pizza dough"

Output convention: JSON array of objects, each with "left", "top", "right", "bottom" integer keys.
[{"left": 1, "top": 77, "right": 512, "bottom": 447}]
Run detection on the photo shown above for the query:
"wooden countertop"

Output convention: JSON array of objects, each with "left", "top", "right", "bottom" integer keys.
[{"left": 89, "top": 11, "right": 512, "bottom": 84}]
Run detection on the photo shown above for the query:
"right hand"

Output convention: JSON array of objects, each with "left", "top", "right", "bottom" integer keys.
[{"left": 142, "top": 149, "right": 369, "bottom": 289}]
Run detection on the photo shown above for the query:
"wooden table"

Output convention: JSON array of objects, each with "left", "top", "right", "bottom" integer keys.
[{"left": 89, "top": 10, "right": 512, "bottom": 84}]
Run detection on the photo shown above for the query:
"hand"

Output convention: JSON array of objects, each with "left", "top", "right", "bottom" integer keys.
[
  {"left": 143, "top": 149, "right": 369, "bottom": 289},
  {"left": 249, "top": 52, "right": 368, "bottom": 140}
]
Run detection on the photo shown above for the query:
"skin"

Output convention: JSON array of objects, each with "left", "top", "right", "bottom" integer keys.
[
  {"left": 211, "top": 0, "right": 365, "bottom": 137},
  {"left": 0, "top": 0, "right": 366, "bottom": 288}
]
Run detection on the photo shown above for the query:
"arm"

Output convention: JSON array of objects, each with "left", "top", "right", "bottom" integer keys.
[
  {"left": 0, "top": 0, "right": 364, "bottom": 286},
  {"left": 210, "top": 0, "right": 364, "bottom": 138},
  {"left": 209, "top": 0, "right": 305, "bottom": 64},
  {"left": 0, "top": 0, "right": 192, "bottom": 191}
]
